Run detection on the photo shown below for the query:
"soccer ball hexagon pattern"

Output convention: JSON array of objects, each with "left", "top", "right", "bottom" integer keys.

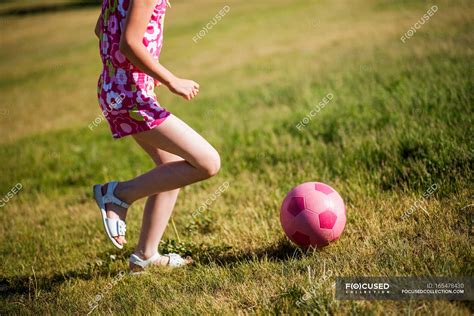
[{"left": 280, "top": 182, "right": 346, "bottom": 248}]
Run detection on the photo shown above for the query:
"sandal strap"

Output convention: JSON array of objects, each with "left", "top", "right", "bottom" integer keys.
[
  {"left": 106, "top": 218, "right": 127, "bottom": 237},
  {"left": 165, "top": 253, "right": 188, "bottom": 267},
  {"left": 103, "top": 182, "right": 129, "bottom": 208},
  {"left": 130, "top": 253, "right": 161, "bottom": 268}
]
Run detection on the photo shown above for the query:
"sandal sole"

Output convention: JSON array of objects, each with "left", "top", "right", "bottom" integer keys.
[{"left": 93, "top": 184, "right": 124, "bottom": 250}]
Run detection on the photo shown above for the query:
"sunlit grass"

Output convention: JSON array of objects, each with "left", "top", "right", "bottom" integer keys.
[{"left": 0, "top": 0, "right": 472, "bottom": 314}]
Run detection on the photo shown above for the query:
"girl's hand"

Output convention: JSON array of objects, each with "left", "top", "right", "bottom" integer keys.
[{"left": 167, "top": 78, "right": 200, "bottom": 100}]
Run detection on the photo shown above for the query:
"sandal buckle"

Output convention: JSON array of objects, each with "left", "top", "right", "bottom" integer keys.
[{"left": 103, "top": 196, "right": 113, "bottom": 204}]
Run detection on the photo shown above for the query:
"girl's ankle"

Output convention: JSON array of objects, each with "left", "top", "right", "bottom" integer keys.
[
  {"left": 134, "top": 249, "right": 158, "bottom": 260},
  {"left": 114, "top": 182, "right": 134, "bottom": 206}
]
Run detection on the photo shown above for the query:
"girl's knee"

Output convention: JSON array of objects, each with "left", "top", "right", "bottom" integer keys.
[{"left": 199, "top": 148, "right": 221, "bottom": 178}]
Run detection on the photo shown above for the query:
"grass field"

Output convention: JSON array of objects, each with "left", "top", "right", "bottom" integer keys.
[{"left": 0, "top": 0, "right": 473, "bottom": 314}]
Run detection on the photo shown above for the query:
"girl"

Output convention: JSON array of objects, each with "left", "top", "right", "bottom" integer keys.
[{"left": 93, "top": 0, "right": 220, "bottom": 272}]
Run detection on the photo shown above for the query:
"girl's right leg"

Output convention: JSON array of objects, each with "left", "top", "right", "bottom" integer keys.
[
  {"left": 105, "top": 114, "right": 220, "bottom": 246},
  {"left": 133, "top": 138, "right": 184, "bottom": 261},
  {"left": 118, "top": 114, "right": 221, "bottom": 203}
]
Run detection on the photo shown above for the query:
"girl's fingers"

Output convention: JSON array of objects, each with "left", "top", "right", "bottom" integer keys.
[{"left": 180, "top": 86, "right": 198, "bottom": 100}]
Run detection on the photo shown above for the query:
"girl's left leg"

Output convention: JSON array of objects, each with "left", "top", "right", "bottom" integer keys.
[{"left": 133, "top": 137, "right": 182, "bottom": 263}]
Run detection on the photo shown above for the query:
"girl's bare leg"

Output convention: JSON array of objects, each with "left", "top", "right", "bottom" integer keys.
[
  {"left": 134, "top": 138, "right": 182, "bottom": 261},
  {"left": 120, "top": 114, "right": 220, "bottom": 201},
  {"left": 106, "top": 114, "right": 220, "bottom": 246}
]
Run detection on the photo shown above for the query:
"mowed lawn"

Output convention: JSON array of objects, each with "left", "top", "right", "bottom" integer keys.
[{"left": 0, "top": 0, "right": 473, "bottom": 314}]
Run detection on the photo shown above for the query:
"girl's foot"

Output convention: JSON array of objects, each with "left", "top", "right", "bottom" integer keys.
[
  {"left": 129, "top": 252, "right": 193, "bottom": 274},
  {"left": 102, "top": 183, "right": 129, "bottom": 245},
  {"left": 93, "top": 181, "right": 131, "bottom": 249}
]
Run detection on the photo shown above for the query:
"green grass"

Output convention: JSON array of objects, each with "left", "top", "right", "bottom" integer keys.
[{"left": 0, "top": 0, "right": 473, "bottom": 314}]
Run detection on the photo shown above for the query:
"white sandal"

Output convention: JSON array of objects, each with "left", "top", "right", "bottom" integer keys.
[
  {"left": 93, "top": 181, "right": 129, "bottom": 249},
  {"left": 129, "top": 252, "right": 192, "bottom": 274}
]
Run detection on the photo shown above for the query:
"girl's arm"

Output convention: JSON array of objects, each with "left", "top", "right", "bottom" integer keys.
[{"left": 120, "top": 0, "right": 199, "bottom": 100}]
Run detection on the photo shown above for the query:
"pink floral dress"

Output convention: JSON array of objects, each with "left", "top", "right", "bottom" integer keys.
[{"left": 97, "top": 0, "right": 170, "bottom": 139}]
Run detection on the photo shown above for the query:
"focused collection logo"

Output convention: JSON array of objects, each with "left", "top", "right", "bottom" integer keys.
[
  {"left": 336, "top": 277, "right": 472, "bottom": 300},
  {"left": 344, "top": 282, "right": 390, "bottom": 294}
]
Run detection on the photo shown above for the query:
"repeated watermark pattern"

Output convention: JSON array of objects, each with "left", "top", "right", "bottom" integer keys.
[
  {"left": 87, "top": 270, "right": 126, "bottom": 315},
  {"left": 296, "top": 93, "right": 334, "bottom": 131},
  {"left": 192, "top": 181, "right": 230, "bottom": 219},
  {"left": 49, "top": 151, "right": 61, "bottom": 160},
  {"left": 0, "top": 183, "right": 23, "bottom": 208},
  {"left": 400, "top": 183, "right": 439, "bottom": 220},
  {"left": 89, "top": 93, "right": 126, "bottom": 131},
  {"left": 302, "top": 17, "right": 320, "bottom": 30},
  {"left": 400, "top": 5, "right": 438, "bottom": 43},
  {"left": 359, "top": 64, "right": 374, "bottom": 73},
  {"left": 193, "top": 5, "right": 231, "bottom": 43},
  {"left": 295, "top": 262, "right": 334, "bottom": 307}
]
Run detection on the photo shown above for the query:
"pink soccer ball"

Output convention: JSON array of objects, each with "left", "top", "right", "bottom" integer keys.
[{"left": 280, "top": 182, "right": 346, "bottom": 248}]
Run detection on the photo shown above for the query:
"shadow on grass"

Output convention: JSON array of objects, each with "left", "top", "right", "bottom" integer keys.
[
  {"left": 159, "top": 237, "right": 313, "bottom": 266},
  {"left": 0, "top": 0, "right": 100, "bottom": 16},
  {"left": 204, "top": 238, "right": 309, "bottom": 266},
  {"left": 0, "top": 238, "right": 308, "bottom": 298},
  {"left": 0, "top": 248, "right": 128, "bottom": 299}
]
